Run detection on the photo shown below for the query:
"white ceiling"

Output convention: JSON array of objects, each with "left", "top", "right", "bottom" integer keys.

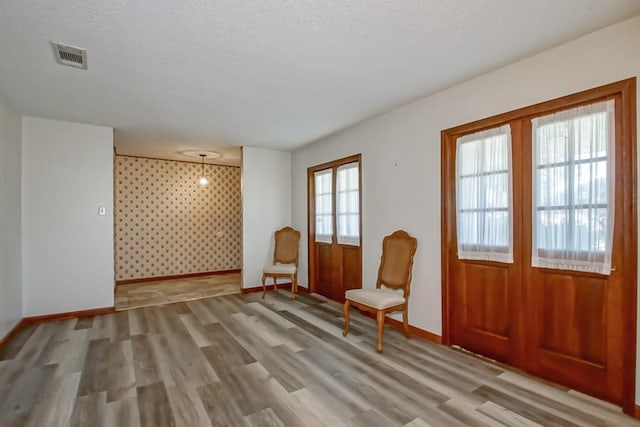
[{"left": 1, "top": 1, "right": 639, "bottom": 164}]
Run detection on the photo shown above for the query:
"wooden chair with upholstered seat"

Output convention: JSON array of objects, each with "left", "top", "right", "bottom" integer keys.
[
  {"left": 262, "top": 226, "right": 301, "bottom": 299},
  {"left": 342, "top": 229, "right": 418, "bottom": 352}
]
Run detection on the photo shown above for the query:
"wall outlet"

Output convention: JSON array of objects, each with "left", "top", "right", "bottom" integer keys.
[{"left": 98, "top": 205, "right": 107, "bottom": 216}]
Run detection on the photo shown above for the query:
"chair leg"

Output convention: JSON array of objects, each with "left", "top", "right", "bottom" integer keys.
[
  {"left": 376, "top": 310, "right": 385, "bottom": 353},
  {"left": 342, "top": 300, "right": 351, "bottom": 337},
  {"left": 261, "top": 274, "right": 267, "bottom": 299},
  {"left": 403, "top": 306, "right": 410, "bottom": 338},
  {"left": 290, "top": 274, "right": 296, "bottom": 299},
  {"left": 273, "top": 277, "right": 277, "bottom": 292}
]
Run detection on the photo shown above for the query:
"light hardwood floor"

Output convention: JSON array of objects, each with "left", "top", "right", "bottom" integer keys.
[
  {"left": 115, "top": 273, "right": 241, "bottom": 310},
  {"left": 1, "top": 290, "right": 638, "bottom": 426}
]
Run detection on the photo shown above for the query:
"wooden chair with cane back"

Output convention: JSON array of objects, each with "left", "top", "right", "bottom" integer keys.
[
  {"left": 342, "top": 229, "right": 418, "bottom": 352},
  {"left": 262, "top": 226, "right": 301, "bottom": 299}
]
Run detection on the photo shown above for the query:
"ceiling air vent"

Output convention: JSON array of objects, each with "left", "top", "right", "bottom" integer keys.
[{"left": 51, "top": 41, "right": 87, "bottom": 69}]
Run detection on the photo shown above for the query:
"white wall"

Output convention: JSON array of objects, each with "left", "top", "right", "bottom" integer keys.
[
  {"left": 292, "top": 15, "right": 640, "bottom": 399},
  {"left": 0, "top": 97, "right": 22, "bottom": 339},
  {"left": 22, "top": 117, "right": 114, "bottom": 316},
  {"left": 242, "top": 146, "right": 291, "bottom": 288}
]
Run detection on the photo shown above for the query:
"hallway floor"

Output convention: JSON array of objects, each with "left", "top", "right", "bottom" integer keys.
[{"left": 114, "top": 272, "right": 241, "bottom": 311}]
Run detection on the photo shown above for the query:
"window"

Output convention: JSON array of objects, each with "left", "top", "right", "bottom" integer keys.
[
  {"left": 455, "top": 124, "right": 513, "bottom": 263},
  {"left": 532, "top": 99, "right": 615, "bottom": 274},
  {"left": 314, "top": 169, "right": 333, "bottom": 243},
  {"left": 336, "top": 162, "right": 360, "bottom": 245}
]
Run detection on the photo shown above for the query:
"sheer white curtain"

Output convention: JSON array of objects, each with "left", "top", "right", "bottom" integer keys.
[
  {"left": 456, "top": 124, "right": 513, "bottom": 263},
  {"left": 336, "top": 162, "right": 360, "bottom": 245},
  {"left": 531, "top": 99, "right": 615, "bottom": 275},
  {"left": 314, "top": 169, "right": 333, "bottom": 243}
]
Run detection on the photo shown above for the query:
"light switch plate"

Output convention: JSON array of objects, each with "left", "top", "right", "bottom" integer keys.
[{"left": 98, "top": 205, "right": 107, "bottom": 216}]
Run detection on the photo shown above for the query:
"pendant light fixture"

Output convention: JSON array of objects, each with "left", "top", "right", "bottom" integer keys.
[{"left": 197, "top": 154, "right": 209, "bottom": 188}]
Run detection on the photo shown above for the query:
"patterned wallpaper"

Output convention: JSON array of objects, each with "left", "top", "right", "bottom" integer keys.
[{"left": 114, "top": 155, "right": 242, "bottom": 281}]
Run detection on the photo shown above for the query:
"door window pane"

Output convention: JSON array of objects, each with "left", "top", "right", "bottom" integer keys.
[
  {"left": 532, "top": 99, "right": 614, "bottom": 274},
  {"left": 336, "top": 162, "right": 360, "bottom": 245},
  {"left": 455, "top": 124, "right": 513, "bottom": 263},
  {"left": 314, "top": 169, "right": 333, "bottom": 243}
]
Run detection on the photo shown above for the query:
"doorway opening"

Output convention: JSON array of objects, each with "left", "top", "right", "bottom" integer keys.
[{"left": 112, "top": 153, "right": 243, "bottom": 310}]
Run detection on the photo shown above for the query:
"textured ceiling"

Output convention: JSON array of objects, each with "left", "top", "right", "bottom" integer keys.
[{"left": 1, "top": 1, "right": 639, "bottom": 162}]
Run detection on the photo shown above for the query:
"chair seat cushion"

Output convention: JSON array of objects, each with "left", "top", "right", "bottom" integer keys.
[
  {"left": 345, "top": 289, "right": 405, "bottom": 309},
  {"left": 263, "top": 263, "right": 297, "bottom": 275}
]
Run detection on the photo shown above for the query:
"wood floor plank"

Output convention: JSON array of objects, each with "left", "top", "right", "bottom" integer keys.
[
  {"left": 438, "top": 398, "right": 506, "bottom": 427},
  {"left": 75, "top": 316, "right": 95, "bottom": 330},
  {"left": 26, "top": 372, "right": 81, "bottom": 427},
  {"left": 69, "top": 391, "right": 107, "bottom": 427},
  {"left": 476, "top": 401, "right": 544, "bottom": 427},
  {"left": 200, "top": 323, "right": 256, "bottom": 378},
  {"left": 197, "top": 381, "right": 245, "bottom": 426},
  {"left": 242, "top": 407, "right": 287, "bottom": 427},
  {"left": 166, "top": 382, "right": 212, "bottom": 427},
  {"left": 179, "top": 313, "right": 214, "bottom": 347},
  {"left": 76, "top": 338, "right": 111, "bottom": 396},
  {"left": 131, "top": 334, "right": 164, "bottom": 387},
  {"left": 106, "top": 339, "right": 137, "bottom": 402},
  {"left": 403, "top": 418, "right": 435, "bottom": 427},
  {"left": 0, "top": 362, "right": 58, "bottom": 426},
  {"left": 257, "top": 376, "right": 326, "bottom": 427},
  {"left": 0, "top": 324, "right": 37, "bottom": 361},
  {"left": 290, "top": 387, "right": 351, "bottom": 427},
  {"left": 137, "top": 382, "right": 176, "bottom": 427},
  {"left": 472, "top": 385, "right": 582, "bottom": 426},
  {"left": 105, "top": 396, "right": 141, "bottom": 427}
]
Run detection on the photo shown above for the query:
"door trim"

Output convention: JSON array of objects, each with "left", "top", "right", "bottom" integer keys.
[{"left": 441, "top": 78, "right": 637, "bottom": 414}]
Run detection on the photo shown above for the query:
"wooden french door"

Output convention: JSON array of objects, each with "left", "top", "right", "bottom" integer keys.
[
  {"left": 308, "top": 154, "right": 362, "bottom": 302},
  {"left": 442, "top": 79, "right": 636, "bottom": 412}
]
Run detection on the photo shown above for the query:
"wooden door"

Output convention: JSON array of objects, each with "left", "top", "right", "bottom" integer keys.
[
  {"left": 308, "top": 155, "right": 362, "bottom": 302},
  {"left": 442, "top": 79, "right": 636, "bottom": 412},
  {"left": 521, "top": 93, "right": 632, "bottom": 405},
  {"left": 447, "top": 121, "right": 526, "bottom": 366}
]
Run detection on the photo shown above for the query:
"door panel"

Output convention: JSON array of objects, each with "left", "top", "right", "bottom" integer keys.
[
  {"left": 340, "top": 245, "right": 362, "bottom": 297},
  {"left": 451, "top": 262, "right": 514, "bottom": 363},
  {"left": 539, "top": 273, "right": 605, "bottom": 364},
  {"left": 464, "top": 264, "right": 509, "bottom": 336},
  {"left": 530, "top": 269, "right": 624, "bottom": 403},
  {"left": 315, "top": 243, "right": 334, "bottom": 297}
]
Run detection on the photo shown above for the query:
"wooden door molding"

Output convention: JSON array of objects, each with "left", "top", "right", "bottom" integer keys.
[{"left": 441, "top": 77, "right": 637, "bottom": 414}]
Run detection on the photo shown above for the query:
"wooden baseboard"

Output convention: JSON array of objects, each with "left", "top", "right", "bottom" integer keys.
[
  {"left": 242, "top": 283, "right": 309, "bottom": 294},
  {"left": 360, "top": 310, "right": 442, "bottom": 344},
  {"left": 383, "top": 316, "right": 442, "bottom": 344},
  {"left": 116, "top": 269, "right": 241, "bottom": 286},
  {"left": 634, "top": 404, "right": 640, "bottom": 419},
  {"left": 1, "top": 306, "right": 115, "bottom": 351},
  {"left": 22, "top": 306, "right": 115, "bottom": 326},
  {"left": 0, "top": 319, "right": 27, "bottom": 351}
]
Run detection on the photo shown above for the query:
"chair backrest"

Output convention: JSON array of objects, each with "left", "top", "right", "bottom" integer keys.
[
  {"left": 273, "top": 226, "right": 301, "bottom": 266},
  {"left": 376, "top": 230, "right": 418, "bottom": 298}
]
